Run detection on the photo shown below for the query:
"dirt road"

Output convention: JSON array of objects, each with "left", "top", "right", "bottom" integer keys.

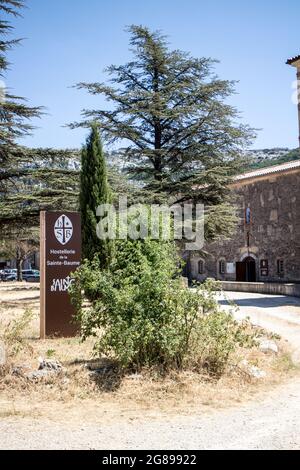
[{"left": 1, "top": 290, "right": 300, "bottom": 450}]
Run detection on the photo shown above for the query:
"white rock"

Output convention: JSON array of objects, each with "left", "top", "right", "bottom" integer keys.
[
  {"left": 248, "top": 365, "right": 267, "bottom": 379},
  {"left": 27, "top": 370, "right": 51, "bottom": 381},
  {"left": 258, "top": 339, "right": 278, "bottom": 354},
  {"left": 239, "top": 359, "right": 267, "bottom": 379},
  {"left": 38, "top": 358, "right": 62, "bottom": 371}
]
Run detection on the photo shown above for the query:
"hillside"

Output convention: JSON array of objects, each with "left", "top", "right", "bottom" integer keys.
[
  {"left": 24, "top": 146, "right": 300, "bottom": 176},
  {"left": 246, "top": 147, "right": 300, "bottom": 170}
]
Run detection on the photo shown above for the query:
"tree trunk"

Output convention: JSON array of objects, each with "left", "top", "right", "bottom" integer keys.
[
  {"left": 186, "top": 252, "right": 193, "bottom": 286},
  {"left": 153, "top": 66, "right": 163, "bottom": 181},
  {"left": 16, "top": 249, "right": 23, "bottom": 282}
]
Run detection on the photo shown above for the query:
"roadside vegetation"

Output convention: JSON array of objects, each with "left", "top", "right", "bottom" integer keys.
[
  {"left": 71, "top": 239, "right": 257, "bottom": 377},
  {"left": 0, "top": 282, "right": 295, "bottom": 422}
]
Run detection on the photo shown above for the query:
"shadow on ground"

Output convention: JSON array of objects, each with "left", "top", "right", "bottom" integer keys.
[
  {"left": 219, "top": 295, "right": 300, "bottom": 309},
  {"left": 68, "top": 357, "right": 123, "bottom": 392}
]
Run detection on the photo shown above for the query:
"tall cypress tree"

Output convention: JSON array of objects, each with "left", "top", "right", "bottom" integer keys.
[{"left": 80, "top": 124, "right": 112, "bottom": 265}]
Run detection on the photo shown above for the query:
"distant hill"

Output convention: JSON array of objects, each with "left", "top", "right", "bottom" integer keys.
[
  {"left": 246, "top": 147, "right": 300, "bottom": 170},
  {"left": 24, "top": 146, "right": 300, "bottom": 176},
  {"left": 107, "top": 147, "right": 300, "bottom": 174}
]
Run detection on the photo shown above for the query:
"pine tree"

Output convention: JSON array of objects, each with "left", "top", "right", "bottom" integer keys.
[
  {"left": 0, "top": 148, "right": 81, "bottom": 235},
  {"left": 71, "top": 25, "right": 255, "bottom": 242},
  {"left": 0, "top": 0, "right": 41, "bottom": 164},
  {"left": 80, "top": 124, "right": 112, "bottom": 265},
  {"left": 0, "top": 145, "right": 144, "bottom": 242},
  {"left": 0, "top": 0, "right": 43, "bottom": 264},
  {"left": 0, "top": 2, "right": 80, "bottom": 243}
]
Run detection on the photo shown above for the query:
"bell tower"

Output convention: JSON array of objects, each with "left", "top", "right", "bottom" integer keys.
[{"left": 287, "top": 54, "right": 300, "bottom": 147}]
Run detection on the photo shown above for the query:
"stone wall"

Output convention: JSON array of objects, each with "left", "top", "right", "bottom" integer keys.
[
  {"left": 190, "top": 169, "right": 300, "bottom": 283},
  {"left": 221, "top": 281, "right": 300, "bottom": 297}
]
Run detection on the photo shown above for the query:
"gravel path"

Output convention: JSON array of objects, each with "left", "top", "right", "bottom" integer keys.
[
  {"left": 1, "top": 291, "right": 300, "bottom": 450},
  {"left": 219, "top": 290, "right": 300, "bottom": 363}
]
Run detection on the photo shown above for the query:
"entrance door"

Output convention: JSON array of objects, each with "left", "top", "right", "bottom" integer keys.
[
  {"left": 245, "top": 258, "right": 256, "bottom": 282},
  {"left": 236, "top": 262, "right": 246, "bottom": 281},
  {"left": 236, "top": 257, "right": 256, "bottom": 282}
]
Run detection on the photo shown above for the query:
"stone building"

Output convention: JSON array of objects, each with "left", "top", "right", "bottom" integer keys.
[{"left": 189, "top": 159, "right": 300, "bottom": 283}]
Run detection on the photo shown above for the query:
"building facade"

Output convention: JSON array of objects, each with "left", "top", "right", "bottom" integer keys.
[
  {"left": 0, "top": 251, "right": 40, "bottom": 271},
  {"left": 189, "top": 159, "right": 300, "bottom": 283}
]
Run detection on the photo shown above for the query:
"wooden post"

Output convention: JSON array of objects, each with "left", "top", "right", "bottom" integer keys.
[{"left": 40, "top": 211, "right": 46, "bottom": 339}]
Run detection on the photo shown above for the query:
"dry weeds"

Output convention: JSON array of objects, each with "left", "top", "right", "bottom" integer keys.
[{"left": 0, "top": 282, "right": 297, "bottom": 423}]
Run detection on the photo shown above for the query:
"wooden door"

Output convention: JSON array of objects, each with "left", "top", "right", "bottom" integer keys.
[
  {"left": 236, "top": 262, "right": 246, "bottom": 282},
  {"left": 246, "top": 261, "right": 256, "bottom": 282}
]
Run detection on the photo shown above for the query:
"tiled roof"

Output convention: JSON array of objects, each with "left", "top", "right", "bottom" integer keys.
[
  {"left": 234, "top": 159, "right": 300, "bottom": 182},
  {"left": 286, "top": 55, "right": 300, "bottom": 65}
]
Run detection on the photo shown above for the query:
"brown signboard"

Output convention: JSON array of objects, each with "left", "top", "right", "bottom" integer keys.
[{"left": 40, "top": 211, "right": 81, "bottom": 338}]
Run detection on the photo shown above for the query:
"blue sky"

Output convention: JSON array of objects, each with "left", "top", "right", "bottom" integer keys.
[{"left": 5, "top": 0, "right": 300, "bottom": 150}]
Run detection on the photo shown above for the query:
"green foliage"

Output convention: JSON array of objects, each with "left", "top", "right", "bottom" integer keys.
[
  {"left": 0, "top": 145, "right": 143, "bottom": 240},
  {"left": 46, "top": 349, "right": 56, "bottom": 359},
  {"left": 0, "top": 308, "right": 34, "bottom": 357},
  {"left": 0, "top": 0, "right": 42, "bottom": 163},
  {"left": 71, "top": 25, "right": 255, "bottom": 242},
  {"left": 0, "top": 147, "right": 80, "bottom": 230},
  {"left": 71, "top": 240, "right": 255, "bottom": 376},
  {"left": 80, "top": 124, "right": 113, "bottom": 265},
  {"left": 195, "top": 311, "right": 256, "bottom": 375},
  {"left": 204, "top": 203, "right": 239, "bottom": 242}
]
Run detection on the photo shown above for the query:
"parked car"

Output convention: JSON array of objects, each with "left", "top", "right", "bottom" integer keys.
[
  {"left": 0, "top": 268, "right": 40, "bottom": 282},
  {"left": 22, "top": 269, "right": 40, "bottom": 282},
  {"left": 5, "top": 274, "right": 18, "bottom": 281},
  {"left": 0, "top": 269, "right": 17, "bottom": 281}
]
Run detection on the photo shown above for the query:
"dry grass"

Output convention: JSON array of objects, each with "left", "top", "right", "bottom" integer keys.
[{"left": 0, "top": 282, "right": 297, "bottom": 422}]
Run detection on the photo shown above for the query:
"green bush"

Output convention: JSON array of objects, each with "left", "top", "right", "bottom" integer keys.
[
  {"left": 71, "top": 239, "right": 255, "bottom": 375},
  {"left": 0, "top": 308, "right": 34, "bottom": 357}
]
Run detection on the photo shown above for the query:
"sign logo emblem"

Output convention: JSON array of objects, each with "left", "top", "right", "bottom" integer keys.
[{"left": 54, "top": 214, "right": 73, "bottom": 245}]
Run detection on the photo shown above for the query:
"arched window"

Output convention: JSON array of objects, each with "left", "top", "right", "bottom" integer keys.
[
  {"left": 277, "top": 259, "right": 284, "bottom": 275},
  {"left": 198, "top": 259, "right": 205, "bottom": 274},
  {"left": 219, "top": 259, "right": 226, "bottom": 275}
]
